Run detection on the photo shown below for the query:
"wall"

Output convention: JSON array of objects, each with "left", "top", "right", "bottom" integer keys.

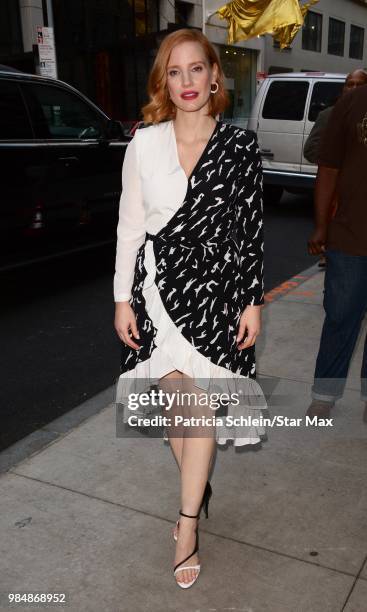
[{"left": 265, "top": 0, "right": 367, "bottom": 74}]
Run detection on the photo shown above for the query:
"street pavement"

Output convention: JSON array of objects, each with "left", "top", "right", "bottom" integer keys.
[{"left": 0, "top": 264, "right": 366, "bottom": 612}]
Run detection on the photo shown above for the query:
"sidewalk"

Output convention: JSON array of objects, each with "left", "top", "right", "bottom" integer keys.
[{"left": 1, "top": 265, "right": 366, "bottom": 612}]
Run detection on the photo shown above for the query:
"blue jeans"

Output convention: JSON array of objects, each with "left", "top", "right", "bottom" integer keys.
[{"left": 312, "top": 249, "right": 367, "bottom": 403}]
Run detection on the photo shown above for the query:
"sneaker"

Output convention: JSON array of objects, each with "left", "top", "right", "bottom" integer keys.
[{"left": 306, "top": 399, "right": 334, "bottom": 419}]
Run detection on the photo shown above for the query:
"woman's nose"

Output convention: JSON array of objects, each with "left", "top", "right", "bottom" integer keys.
[{"left": 181, "top": 71, "right": 193, "bottom": 87}]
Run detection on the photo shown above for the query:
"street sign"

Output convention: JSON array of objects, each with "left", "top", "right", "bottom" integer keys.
[{"left": 36, "top": 26, "right": 57, "bottom": 79}]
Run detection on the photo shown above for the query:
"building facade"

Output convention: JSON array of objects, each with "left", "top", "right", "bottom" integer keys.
[
  {"left": 264, "top": 0, "right": 367, "bottom": 74},
  {"left": 1, "top": 1, "right": 367, "bottom": 127}
]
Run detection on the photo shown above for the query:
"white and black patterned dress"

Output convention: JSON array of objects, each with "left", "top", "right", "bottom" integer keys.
[{"left": 114, "top": 119, "right": 267, "bottom": 446}]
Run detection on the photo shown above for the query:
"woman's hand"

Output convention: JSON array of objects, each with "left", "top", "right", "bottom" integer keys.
[
  {"left": 114, "top": 302, "right": 141, "bottom": 350},
  {"left": 236, "top": 305, "right": 262, "bottom": 350}
]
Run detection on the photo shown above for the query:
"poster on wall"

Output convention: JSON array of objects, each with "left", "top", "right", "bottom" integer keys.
[{"left": 37, "top": 26, "right": 58, "bottom": 79}]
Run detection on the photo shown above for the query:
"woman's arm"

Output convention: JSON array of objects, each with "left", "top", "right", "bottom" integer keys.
[
  {"left": 234, "top": 131, "right": 264, "bottom": 349},
  {"left": 235, "top": 131, "right": 265, "bottom": 309},
  {"left": 114, "top": 130, "right": 146, "bottom": 350},
  {"left": 113, "top": 130, "right": 146, "bottom": 303}
]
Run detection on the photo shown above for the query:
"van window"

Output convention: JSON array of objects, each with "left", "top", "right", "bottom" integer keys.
[
  {"left": 308, "top": 81, "right": 344, "bottom": 122},
  {"left": 262, "top": 81, "right": 309, "bottom": 121},
  {"left": 21, "top": 82, "right": 105, "bottom": 140},
  {"left": 0, "top": 80, "right": 33, "bottom": 140}
]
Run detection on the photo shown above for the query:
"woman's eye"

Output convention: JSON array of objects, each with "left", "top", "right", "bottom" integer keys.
[
  {"left": 168, "top": 70, "right": 178, "bottom": 77},
  {"left": 193, "top": 65, "right": 203, "bottom": 71}
]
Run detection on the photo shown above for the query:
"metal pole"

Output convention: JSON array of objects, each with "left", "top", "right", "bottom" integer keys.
[
  {"left": 50, "top": 0, "right": 59, "bottom": 79},
  {"left": 202, "top": 0, "right": 206, "bottom": 35},
  {"left": 46, "top": 0, "right": 54, "bottom": 28}
]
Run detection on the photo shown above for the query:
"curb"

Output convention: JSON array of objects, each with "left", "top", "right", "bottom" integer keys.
[
  {"left": 264, "top": 263, "right": 321, "bottom": 304},
  {"left": 0, "top": 386, "right": 117, "bottom": 475}
]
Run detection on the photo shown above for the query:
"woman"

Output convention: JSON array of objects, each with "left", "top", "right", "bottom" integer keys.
[{"left": 114, "top": 28, "right": 266, "bottom": 588}]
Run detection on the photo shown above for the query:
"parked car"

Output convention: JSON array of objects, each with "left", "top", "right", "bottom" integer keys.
[
  {"left": 121, "top": 119, "right": 144, "bottom": 137},
  {"left": 247, "top": 72, "right": 346, "bottom": 204},
  {"left": 0, "top": 68, "right": 129, "bottom": 236}
]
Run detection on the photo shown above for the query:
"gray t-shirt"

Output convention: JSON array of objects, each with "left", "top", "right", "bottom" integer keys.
[{"left": 303, "top": 106, "right": 333, "bottom": 164}]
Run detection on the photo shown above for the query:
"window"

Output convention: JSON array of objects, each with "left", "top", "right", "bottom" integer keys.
[
  {"left": 175, "top": 1, "right": 193, "bottom": 25},
  {"left": 308, "top": 81, "right": 344, "bottom": 122},
  {"left": 302, "top": 11, "right": 322, "bottom": 52},
  {"left": 134, "top": 0, "right": 160, "bottom": 35},
  {"left": 21, "top": 83, "right": 105, "bottom": 140},
  {"left": 219, "top": 46, "right": 257, "bottom": 122},
  {"left": 350, "top": 25, "right": 364, "bottom": 60},
  {"left": 328, "top": 18, "right": 345, "bottom": 56},
  {"left": 0, "top": 80, "right": 33, "bottom": 140},
  {"left": 262, "top": 81, "right": 309, "bottom": 121}
]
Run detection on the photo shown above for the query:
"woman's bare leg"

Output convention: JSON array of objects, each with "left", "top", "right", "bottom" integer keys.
[
  {"left": 158, "top": 370, "right": 184, "bottom": 469},
  {"left": 159, "top": 369, "right": 216, "bottom": 585}
]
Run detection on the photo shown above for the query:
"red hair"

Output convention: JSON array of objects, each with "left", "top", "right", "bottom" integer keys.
[{"left": 141, "top": 28, "right": 230, "bottom": 124}]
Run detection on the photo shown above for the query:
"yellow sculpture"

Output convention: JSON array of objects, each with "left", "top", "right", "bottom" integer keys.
[{"left": 216, "top": 0, "right": 319, "bottom": 48}]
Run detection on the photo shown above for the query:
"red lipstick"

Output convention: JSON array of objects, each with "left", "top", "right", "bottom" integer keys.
[{"left": 181, "top": 91, "right": 199, "bottom": 99}]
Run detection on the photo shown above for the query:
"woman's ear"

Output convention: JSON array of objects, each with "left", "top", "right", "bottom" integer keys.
[{"left": 212, "top": 62, "right": 219, "bottom": 82}]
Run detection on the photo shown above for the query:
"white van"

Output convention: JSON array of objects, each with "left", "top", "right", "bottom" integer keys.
[{"left": 247, "top": 72, "right": 346, "bottom": 204}]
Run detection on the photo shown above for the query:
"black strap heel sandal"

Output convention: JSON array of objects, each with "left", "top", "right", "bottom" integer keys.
[
  {"left": 201, "top": 481, "right": 212, "bottom": 519},
  {"left": 173, "top": 481, "right": 212, "bottom": 542}
]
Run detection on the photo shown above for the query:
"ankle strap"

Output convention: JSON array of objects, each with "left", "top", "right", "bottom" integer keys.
[{"left": 179, "top": 509, "right": 200, "bottom": 519}]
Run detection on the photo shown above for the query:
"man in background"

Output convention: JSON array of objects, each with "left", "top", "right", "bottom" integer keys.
[
  {"left": 307, "top": 83, "right": 367, "bottom": 423},
  {"left": 304, "top": 69, "right": 367, "bottom": 165},
  {"left": 304, "top": 70, "right": 367, "bottom": 268}
]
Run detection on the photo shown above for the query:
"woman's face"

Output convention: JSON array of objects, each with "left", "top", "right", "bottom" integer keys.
[{"left": 166, "top": 40, "right": 218, "bottom": 114}]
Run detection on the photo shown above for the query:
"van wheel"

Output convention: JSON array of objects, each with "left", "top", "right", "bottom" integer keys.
[{"left": 263, "top": 185, "right": 283, "bottom": 206}]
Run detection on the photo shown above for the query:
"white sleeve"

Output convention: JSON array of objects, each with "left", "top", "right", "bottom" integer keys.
[{"left": 113, "top": 131, "right": 146, "bottom": 302}]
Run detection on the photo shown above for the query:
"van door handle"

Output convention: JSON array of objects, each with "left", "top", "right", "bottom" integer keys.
[
  {"left": 58, "top": 156, "right": 80, "bottom": 167},
  {"left": 260, "top": 149, "right": 274, "bottom": 158}
]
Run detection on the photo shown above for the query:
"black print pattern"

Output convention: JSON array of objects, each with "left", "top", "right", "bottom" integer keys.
[{"left": 119, "top": 121, "right": 264, "bottom": 377}]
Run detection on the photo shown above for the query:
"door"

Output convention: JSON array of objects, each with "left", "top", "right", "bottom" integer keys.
[
  {"left": 301, "top": 79, "right": 345, "bottom": 173},
  {"left": 21, "top": 80, "right": 126, "bottom": 231},
  {"left": 257, "top": 79, "right": 311, "bottom": 173},
  {"left": 0, "top": 78, "right": 49, "bottom": 237}
]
